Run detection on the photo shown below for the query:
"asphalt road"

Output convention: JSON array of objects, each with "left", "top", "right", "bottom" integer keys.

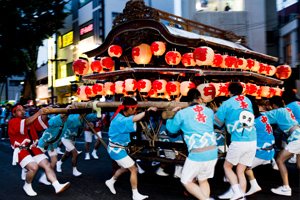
[{"left": 0, "top": 132, "right": 299, "bottom": 200}]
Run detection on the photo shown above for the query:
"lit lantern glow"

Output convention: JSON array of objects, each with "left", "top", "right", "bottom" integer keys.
[
  {"left": 230, "top": 56, "right": 238, "bottom": 69},
  {"left": 220, "top": 55, "right": 234, "bottom": 68},
  {"left": 247, "top": 83, "right": 258, "bottom": 96},
  {"left": 100, "top": 57, "right": 114, "bottom": 71},
  {"left": 114, "top": 81, "right": 125, "bottom": 95},
  {"left": 239, "top": 82, "right": 248, "bottom": 95},
  {"left": 137, "top": 79, "right": 152, "bottom": 96},
  {"left": 266, "top": 65, "right": 276, "bottom": 76},
  {"left": 237, "top": 58, "right": 247, "bottom": 70},
  {"left": 217, "top": 83, "right": 229, "bottom": 96},
  {"left": 153, "top": 79, "right": 167, "bottom": 97},
  {"left": 274, "top": 87, "right": 283, "bottom": 96},
  {"left": 180, "top": 81, "right": 196, "bottom": 96},
  {"left": 166, "top": 81, "right": 180, "bottom": 99},
  {"left": 193, "top": 46, "right": 214, "bottom": 66},
  {"left": 267, "top": 87, "right": 276, "bottom": 98},
  {"left": 92, "top": 83, "right": 104, "bottom": 95},
  {"left": 148, "top": 89, "right": 158, "bottom": 98},
  {"left": 165, "top": 51, "right": 181, "bottom": 66},
  {"left": 73, "top": 58, "right": 89, "bottom": 76},
  {"left": 108, "top": 45, "right": 122, "bottom": 58},
  {"left": 77, "top": 85, "right": 89, "bottom": 101},
  {"left": 211, "top": 54, "right": 223, "bottom": 67},
  {"left": 251, "top": 61, "right": 260, "bottom": 72},
  {"left": 256, "top": 86, "right": 262, "bottom": 99},
  {"left": 213, "top": 83, "right": 221, "bottom": 97},
  {"left": 151, "top": 41, "right": 166, "bottom": 56},
  {"left": 132, "top": 43, "right": 152, "bottom": 65},
  {"left": 276, "top": 65, "right": 292, "bottom": 79},
  {"left": 181, "top": 53, "right": 196, "bottom": 67},
  {"left": 104, "top": 82, "right": 115, "bottom": 96},
  {"left": 246, "top": 59, "right": 255, "bottom": 71},
  {"left": 197, "top": 83, "right": 216, "bottom": 102},
  {"left": 124, "top": 78, "right": 137, "bottom": 94},
  {"left": 258, "top": 63, "right": 267, "bottom": 74},
  {"left": 91, "top": 60, "right": 102, "bottom": 73},
  {"left": 87, "top": 85, "right": 96, "bottom": 97},
  {"left": 260, "top": 86, "right": 270, "bottom": 98},
  {"left": 163, "top": 92, "right": 171, "bottom": 100}
]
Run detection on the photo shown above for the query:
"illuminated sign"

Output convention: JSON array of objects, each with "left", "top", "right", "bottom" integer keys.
[
  {"left": 80, "top": 24, "right": 93, "bottom": 35},
  {"left": 62, "top": 31, "right": 73, "bottom": 48}
]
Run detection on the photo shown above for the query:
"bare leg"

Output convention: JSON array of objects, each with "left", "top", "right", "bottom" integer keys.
[
  {"left": 127, "top": 164, "right": 139, "bottom": 189},
  {"left": 113, "top": 167, "right": 128, "bottom": 180},
  {"left": 25, "top": 162, "right": 39, "bottom": 183},
  {"left": 276, "top": 149, "right": 293, "bottom": 186},
  {"left": 70, "top": 148, "right": 79, "bottom": 167},
  {"left": 224, "top": 160, "right": 238, "bottom": 185},
  {"left": 94, "top": 139, "right": 101, "bottom": 150},
  {"left": 38, "top": 159, "right": 57, "bottom": 183},
  {"left": 84, "top": 142, "right": 90, "bottom": 153},
  {"left": 183, "top": 180, "right": 208, "bottom": 200},
  {"left": 245, "top": 168, "right": 255, "bottom": 181},
  {"left": 236, "top": 163, "right": 247, "bottom": 193},
  {"left": 50, "top": 155, "right": 57, "bottom": 169},
  {"left": 199, "top": 179, "right": 210, "bottom": 198}
]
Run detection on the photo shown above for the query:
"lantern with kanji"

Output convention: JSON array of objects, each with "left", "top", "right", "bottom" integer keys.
[
  {"left": 90, "top": 59, "right": 102, "bottom": 73},
  {"left": 77, "top": 85, "right": 89, "bottom": 101},
  {"left": 245, "top": 59, "right": 255, "bottom": 71},
  {"left": 108, "top": 45, "right": 122, "bottom": 58},
  {"left": 258, "top": 63, "right": 267, "bottom": 74},
  {"left": 193, "top": 46, "right": 214, "bottom": 66},
  {"left": 220, "top": 55, "right": 234, "bottom": 69},
  {"left": 115, "top": 81, "right": 125, "bottom": 95},
  {"left": 247, "top": 83, "right": 258, "bottom": 96},
  {"left": 237, "top": 58, "right": 247, "bottom": 70},
  {"left": 239, "top": 82, "right": 248, "bottom": 95},
  {"left": 267, "top": 87, "right": 276, "bottom": 98},
  {"left": 197, "top": 83, "right": 216, "bottom": 102},
  {"left": 166, "top": 81, "right": 180, "bottom": 99},
  {"left": 92, "top": 82, "right": 104, "bottom": 96},
  {"left": 100, "top": 57, "right": 114, "bottom": 71},
  {"left": 230, "top": 56, "right": 238, "bottom": 69},
  {"left": 181, "top": 53, "right": 196, "bottom": 67},
  {"left": 260, "top": 86, "right": 270, "bottom": 98},
  {"left": 153, "top": 79, "right": 167, "bottom": 98},
  {"left": 104, "top": 81, "right": 115, "bottom": 96},
  {"left": 151, "top": 41, "right": 166, "bottom": 56},
  {"left": 274, "top": 87, "right": 283, "bottom": 96},
  {"left": 132, "top": 43, "right": 152, "bottom": 65},
  {"left": 211, "top": 54, "right": 223, "bottom": 68},
  {"left": 180, "top": 81, "right": 196, "bottom": 96},
  {"left": 266, "top": 65, "right": 276, "bottom": 76},
  {"left": 165, "top": 51, "right": 181, "bottom": 66},
  {"left": 73, "top": 57, "right": 90, "bottom": 76},
  {"left": 215, "top": 83, "right": 229, "bottom": 96},
  {"left": 148, "top": 89, "right": 158, "bottom": 98},
  {"left": 251, "top": 61, "right": 260, "bottom": 72},
  {"left": 124, "top": 78, "right": 137, "bottom": 94},
  {"left": 256, "top": 86, "right": 262, "bottom": 99},
  {"left": 137, "top": 79, "right": 152, "bottom": 97},
  {"left": 87, "top": 84, "right": 96, "bottom": 98},
  {"left": 276, "top": 65, "right": 292, "bottom": 79}
]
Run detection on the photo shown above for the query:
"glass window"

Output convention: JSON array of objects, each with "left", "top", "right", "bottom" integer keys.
[
  {"left": 196, "top": 0, "right": 244, "bottom": 12},
  {"left": 67, "top": 62, "right": 75, "bottom": 77},
  {"left": 79, "top": 0, "right": 91, "bottom": 8}
]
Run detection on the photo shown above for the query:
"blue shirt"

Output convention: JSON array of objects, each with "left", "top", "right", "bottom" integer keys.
[
  {"left": 286, "top": 101, "right": 300, "bottom": 124},
  {"left": 166, "top": 104, "right": 217, "bottom": 162},
  {"left": 215, "top": 95, "right": 256, "bottom": 142},
  {"left": 107, "top": 113, "right": 136, "bottom": 160},
  {"left": 264, "top": 107, "right": 300, "bottom": 143},
  {"left": 254, "top": 114, "right": 275, "bottom": 160}
]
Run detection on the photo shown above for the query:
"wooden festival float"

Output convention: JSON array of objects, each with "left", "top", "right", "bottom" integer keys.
[{"left": 57, "top": 0, "right": 292, "bottom": 164}]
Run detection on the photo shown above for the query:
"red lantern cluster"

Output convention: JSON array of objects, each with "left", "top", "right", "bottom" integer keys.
[{"left": 73, "top": 58, "right": 90, "bottom": 76}]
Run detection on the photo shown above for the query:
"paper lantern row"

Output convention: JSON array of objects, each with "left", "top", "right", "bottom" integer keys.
[{"left": 77, "top": 80, "right": 283, "bottom": 102}]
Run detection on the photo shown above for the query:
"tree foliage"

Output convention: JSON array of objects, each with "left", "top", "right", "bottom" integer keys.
[{"left": 0, "top": 0, "right": 69, "bottom": 103}]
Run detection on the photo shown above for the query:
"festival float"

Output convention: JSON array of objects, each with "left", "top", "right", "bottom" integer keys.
[{"left": 64, "top": 0, "right": 290, "bottom": 164}]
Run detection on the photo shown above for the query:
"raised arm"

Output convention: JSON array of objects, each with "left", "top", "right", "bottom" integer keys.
[
  {"left": 25, "top": 107, "right": 52, "bottom": 127},
  {"left": 132, "top": 107, "right": 157, "bottom": 123}
]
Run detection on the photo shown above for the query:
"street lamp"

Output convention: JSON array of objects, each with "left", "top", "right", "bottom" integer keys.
[{"left": 49, "top": 58, "right": 67, "bottom": 104}]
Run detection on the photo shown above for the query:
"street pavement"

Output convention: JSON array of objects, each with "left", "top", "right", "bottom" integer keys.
[{"left": 0, "top": 132, "right": 299, "bottom": 200}]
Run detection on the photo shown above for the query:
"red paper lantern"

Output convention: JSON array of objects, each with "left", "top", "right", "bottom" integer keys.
[
  {"left": 266, "top": 65, "right": 276, "bottom": 76},
  {"left": 181, "top": 53, "right": 196, "bottom": 67},
  {"left": 211, "top": 54, "right": 223, "bottom": 68},
  {"left": 258, "top": 63, "right": 267, "bottom": 74},
  {"left": 92, "top": 83, "right": 104, "bottom": 95},
  {"left": 197, "top": 83, "right": 216, "bottom": 102},
  {"left": 180, "top": 81, "right": 196, "bottom": 96},
  {"left": 239, "top": 82, "right": 248, "bottom": 95},
  {"left": 77, "top": 85, "right": 89, "bottom": 101},
  {"left": 166, "top": 81, "right": 180, "bottom": 99},
  {"left": 276, "top": 65, "right": 292, "bottom": 79},
  {"left": 215, "top": 83, "right": 229, "bottom": 96},
  {"left": 73, "top": 58, "right": 89, "bottom": 76},
  {"left": 132, "top": 43, "right": 152, "bottom": 65},
  {"left": 108, "top": 45, "right": 122, "bottom": 58},
  {"left": 237, "top": 58, "right": 247, "bottom": 70},
  {"left": 125, "top": 79, "right": 137, "bottom": 93},
  {"left": 251, "top": 61, "right": 260, "bottom": 72},
  {"left": 163, "top": 92, "right": 171, "bottom": 100},
  {"left": 153, "top": 79, "right": 167, "bottom": 97},
  {"left": 247, "top": 83, "right": 258, "bottom": 96},
  {"left": 90, "top": 60, "right": 102, "bottom": 73},
  {"left": 87, "top": 85, "right": 96, "bottom": 97},
  {"left": 165, "top": 51, "right": 181, "bottom": 66},
  {"left": 193, "top": 46, "right": 214, "bottom": 66},
  {"left": 100, "top": 57, "right": 114, "bottom": 71},
  {"left": 148, "top": 89, "right": 158, "bottom": 98},
  {"left": 115, "top": 81, "right": 125, "bottom": 94},
  {"left": 137, "top": 79, "right": 152, "bottom": 96},
  {"left": 256, "top": 86, "right": 262, "bottom": 99},
  {"left": 151, "top": 41, "right": 166, "bottom": 56},
  {"left": 267, "top": 87, "right": 276, "bottom": 98},
  {"left": 245, "top": 59, "right": 255, "bottom": 71},
  {"left": 104, "top": 82, "right": 115, "bottom": 96},
  {"left": 230, "top": 56, "right": 238, "bottom": 69},
  {"left": 274, "top": 87, "right": 283, "bottom": 96},
  {"left": 220, "top": 55, "right": 234, "bottom": 68},
  {"left": 260, "top": 86, "right": 270, "bottom": 98}
]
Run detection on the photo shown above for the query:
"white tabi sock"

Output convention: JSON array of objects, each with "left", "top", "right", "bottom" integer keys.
[
  {"left": 246, "top": 179, "right": 262, "bottom": 196},
  {"left": 105, "top": 177, "right": 117, "bottom": 194},
  {"left": 85, "top": 153, "right": 90, "bottom": 160},
  {"left": 52, "top": 180, "right": 70, "bottom": 194},
  {"left": 23, "top": 182, "right": 37, "bottom": 196},
  {"left": 231, "top": 184, "right": 244, "bottom": 200},
  {"left": 132, "top": 189, "right": 148, "bottom": 200},
  {"left": 39, "top": 172, "right": 51, "bottom": 185},
  {"left": 92, "top": 149, "right": 99, "bottom": 159},
  {"left": 73, "top": 167, "right": 82, "bottom": 177}
]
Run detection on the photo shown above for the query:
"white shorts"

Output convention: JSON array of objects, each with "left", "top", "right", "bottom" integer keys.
[
  {"left": 61, "top": 138, "right": 75, "bottom": 152},
  {"left": 249, "top": 157, "right": 271, "bottom": 169},
  {"left": 20, "top": 154, "right": 48, "bottom": 168},
  {"left": 116, "top": 155, "right": 135, "bottom": 169},
  {"left": 285, "top": 139, "right": 300, "bottom": 154},
  {"left": 180, "top": 158, "right": 217, "bottom": 184},
  {"left": 226, "top": 141, "right": 256, "bottom": 166},
  {"left": 39, "top": 147, "right": 57, "bottom": 157},
  {"left": 164, "top": 149, "right": 176, "bottom": 159},
  {"left": 84, "top": 131, "right": 102, "bottom": 143}
]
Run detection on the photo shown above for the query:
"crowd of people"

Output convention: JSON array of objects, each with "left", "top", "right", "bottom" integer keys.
[{"left": 3, "top": 82, "right": 300, "bottom": 200}]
